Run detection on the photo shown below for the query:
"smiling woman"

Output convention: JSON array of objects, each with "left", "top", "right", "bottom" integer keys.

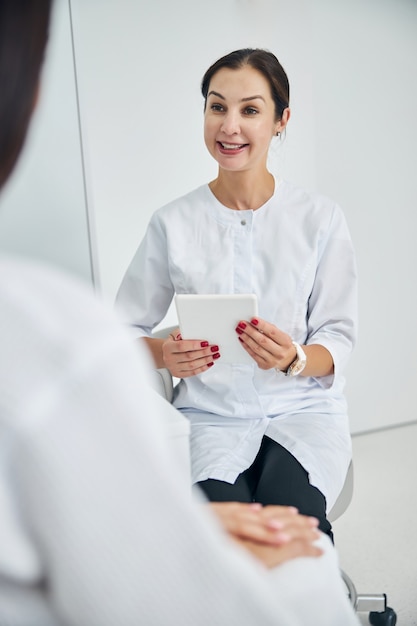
[
  {"left": 115, "top": 47, "right": 358, "bottom": 544},
  {"left": 203, "top": 64, "right": 289, "bottom": 209},
  {"left": 202, "top": 49, "right": 290, "bottom": 208}
]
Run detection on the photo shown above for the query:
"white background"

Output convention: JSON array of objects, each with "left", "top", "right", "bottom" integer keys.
[{"left": 1, "top": 0, "right": 416, "bottom": 434}]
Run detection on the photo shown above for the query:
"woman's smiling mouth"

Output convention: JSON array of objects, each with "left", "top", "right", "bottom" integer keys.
[{"left": 217, "top": 141, "right": 248, "bottom": 153}]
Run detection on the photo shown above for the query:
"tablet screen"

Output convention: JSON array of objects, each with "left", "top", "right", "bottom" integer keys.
[{"left": 175, "top": 294, "right": 258, "bottom": 365}]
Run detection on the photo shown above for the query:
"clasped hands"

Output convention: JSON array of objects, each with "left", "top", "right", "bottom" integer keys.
[
  {"left": 208, "top": 502, "right": 323, "bottom": 568},
  {"left": 162, "top": 317, "right": 297, "bottom": 378}
]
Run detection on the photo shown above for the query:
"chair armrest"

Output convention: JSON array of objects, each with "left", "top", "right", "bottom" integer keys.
[
  {"left": 150, "top": 367, "right": 174, "bottom": 403},
  {"left": 149, "top": 326, "right": 189, "bottom": 478},
  {"left": 150, "top": 326, "right": 178, "bottom": 402},
  {"left": 328, "top": 461, "right": 354, "bottom": 522}
]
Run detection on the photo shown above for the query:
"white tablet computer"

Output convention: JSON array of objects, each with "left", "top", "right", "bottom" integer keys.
[{"left": 175, "top": 294, "right": 258, "bottom": 365}]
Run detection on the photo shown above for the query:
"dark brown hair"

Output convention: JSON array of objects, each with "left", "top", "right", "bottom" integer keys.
[
  {"left": 201, "top": 48, "right": 290, "bottom": 122},
  {"left": 0, "top": 0, "right": 53, "bottom": 189}
]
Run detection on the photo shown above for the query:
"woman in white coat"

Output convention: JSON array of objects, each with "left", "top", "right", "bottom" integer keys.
[{"left": 116, "top": 48, "right": 358, "bottom": 541}]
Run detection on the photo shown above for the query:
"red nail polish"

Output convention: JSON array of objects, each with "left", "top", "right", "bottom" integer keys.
[
  {"left": 251, "top": 318, "right": 259, "bottom": 326},
  {"left": 207, "top": 362, "right": 214, "bottom": 367},
  {"left": 238, "top": 337, "right": 243, "bottom": 342},
  {"left": 235, "top": 327, "right": 243, "bottom": 335},
  {"left": 210, "top": 345, "right": 219, "bottom": 352},
  {"left": 201, "top": 341, "right": 209, "bottom": 348},
  {"left": 238, "top": 322, "right": 247, "bottom": 329},
  {"left": 213, "top": 352, "right": 221, "bottom": 360}
]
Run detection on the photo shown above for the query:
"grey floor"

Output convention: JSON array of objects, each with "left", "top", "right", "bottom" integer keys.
[{"left": 333, "top": 421, "right": 417, "bottom": 625}]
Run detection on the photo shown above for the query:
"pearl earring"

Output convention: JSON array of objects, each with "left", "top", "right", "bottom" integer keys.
[{"left": 276, "top": 131, "right": 281, "bottom": 137}]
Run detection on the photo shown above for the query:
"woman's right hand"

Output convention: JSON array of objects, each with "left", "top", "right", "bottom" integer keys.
[{"left": 162, "top": 330, "right": 221, "bottom": 378}]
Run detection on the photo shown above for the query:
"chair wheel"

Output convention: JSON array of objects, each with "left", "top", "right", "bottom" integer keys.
[{"left": 369, "top": 607, "right": 397, "bottom": 626}]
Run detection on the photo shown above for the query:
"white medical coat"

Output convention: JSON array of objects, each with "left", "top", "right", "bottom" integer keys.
[{"left": 116, "top": 178, "right": 358, "bottom": 510}]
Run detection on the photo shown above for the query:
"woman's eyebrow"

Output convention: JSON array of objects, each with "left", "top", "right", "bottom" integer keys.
[
  {"left": 207, "top": 90, "right": 225, "bottom": 100},
  {"left": 241, "top": 95, "right": 265, "bottom": 103},
  {"left": 207, "top": 90, "right": 265, "bottom": 103}
]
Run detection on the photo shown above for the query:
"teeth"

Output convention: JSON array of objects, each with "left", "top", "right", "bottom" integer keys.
[{"left": 221, "top": 142, "right": 244, "bottom": 149}]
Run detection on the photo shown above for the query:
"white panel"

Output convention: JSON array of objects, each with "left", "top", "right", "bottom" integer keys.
[
  {"left": 312, "top": 0, "right": 417, "bottom": 432},
  {"left": 0, "top": 0, "right": 93, "bottom": 285}
]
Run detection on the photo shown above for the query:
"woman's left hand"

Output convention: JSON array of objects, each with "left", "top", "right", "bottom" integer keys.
[{"left": 235, "top": 317, "right": 296, "bottom": 372}]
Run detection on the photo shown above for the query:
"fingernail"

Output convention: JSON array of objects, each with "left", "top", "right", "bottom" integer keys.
[
  {"left": 213, "top": 352, "right": 221, "bottom": 360},
  {"left": 201, "top": 341, "right": 209, "bottom": 348},
  {"left": 251, "top": 318, "right": 259, "bottom": 326},
  {"left": 238, "top": 337, "right": 243, "bottom": 343},
  {"left": 238, "top": 321, "right": 246, "bottom": 329},
  {"left": 207, "top": 362, "right": 214, "bottom": 367},
  {"left": 210, "top": 345, "right": 219, "bottom": 352},
  {"left": 235, "top": 327, "right": 243, "bottom": 335}
]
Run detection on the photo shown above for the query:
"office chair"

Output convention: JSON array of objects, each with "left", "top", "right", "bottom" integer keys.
[
  {"left": 327, "top": 466, "right": 396, "bottom": 625},
  {"left": 150, "top": 326, "right": 397, "bottom": 626}
]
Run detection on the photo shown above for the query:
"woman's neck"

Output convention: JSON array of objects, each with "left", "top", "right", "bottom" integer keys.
[{"left": 209, "top": 169, "right": 275, "bottom": 211}]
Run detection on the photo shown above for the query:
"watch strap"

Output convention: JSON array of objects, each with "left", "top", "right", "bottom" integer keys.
[{"left": 285, "top": 341, "right": 307, "bottom": 377}]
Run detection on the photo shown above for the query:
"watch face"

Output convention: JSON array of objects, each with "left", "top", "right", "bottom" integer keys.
[{"left": 289, "top": 359, "right": 306, "bottom": 376}]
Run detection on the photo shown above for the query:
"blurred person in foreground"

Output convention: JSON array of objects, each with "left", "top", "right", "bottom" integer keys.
[{"left": 0, "top": 1, "right": 359, "bottom": 624}]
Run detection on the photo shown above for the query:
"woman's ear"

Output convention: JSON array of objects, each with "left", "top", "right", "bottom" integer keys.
[{"left": 276, "top": 107, "right": 291, "bottom": 134}]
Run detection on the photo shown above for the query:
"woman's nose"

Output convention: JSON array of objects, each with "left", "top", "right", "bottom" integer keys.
[{"left": 220, "top": 111, "right": 240, "bottom": 135}]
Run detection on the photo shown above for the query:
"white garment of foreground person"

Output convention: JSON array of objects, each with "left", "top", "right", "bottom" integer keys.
[{"left": 0, "top": 258, "right": 359, "bottom": 626}]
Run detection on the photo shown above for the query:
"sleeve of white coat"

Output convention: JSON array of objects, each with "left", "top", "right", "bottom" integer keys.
[
  {"left": 115, "top": 212, "right": 175, "bottom": 336},
  {"left": 307, "top": 203, "right": 358, "bottom": 388},
  {"left": 268, "top": 532, "right": 359, "bottom": 626}
]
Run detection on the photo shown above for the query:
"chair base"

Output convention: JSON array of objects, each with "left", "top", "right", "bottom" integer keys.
[{"left": 341, "top": 571, "right": 397, "bottom": 625}]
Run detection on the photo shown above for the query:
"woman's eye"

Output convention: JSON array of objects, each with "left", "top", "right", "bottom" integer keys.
[
  {"left": 244, "top": 107, "right": 258, "bottom": 115},
  {"left": 210, "top": 103, "right": 224, "bottom": 112}
]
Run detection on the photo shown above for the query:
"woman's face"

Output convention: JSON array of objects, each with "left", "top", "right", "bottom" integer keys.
[{"left": 204, "top": 65, "right": 285, "bottom": 174}]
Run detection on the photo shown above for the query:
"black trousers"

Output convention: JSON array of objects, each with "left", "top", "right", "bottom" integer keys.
[{"left": 197, "top": 435, "right": 333, "bottom": 541}]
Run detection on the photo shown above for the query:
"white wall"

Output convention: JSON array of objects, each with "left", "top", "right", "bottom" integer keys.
[
  {"left": 311, "top": 0, "right": 417, "bottom": 432},
  {"left": 0, "top": 0, "right": 93, "bottom": 284}
]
